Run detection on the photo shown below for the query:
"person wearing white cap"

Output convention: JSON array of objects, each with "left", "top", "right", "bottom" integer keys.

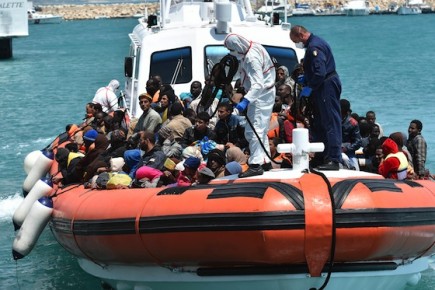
[
  {"left": 224, "top": 34, "right": 276, "bottom": 178},
  {"left": 93, "top": 79, "right": 120, "bottom": 113}
]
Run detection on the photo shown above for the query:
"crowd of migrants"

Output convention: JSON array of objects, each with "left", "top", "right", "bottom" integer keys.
[{"left": 53, "top": 66, "right": 430, "bottom": 189}]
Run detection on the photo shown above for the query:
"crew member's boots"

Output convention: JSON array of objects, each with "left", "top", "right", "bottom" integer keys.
[
  {"left": 238, "top": 164, "right": 264, "bottom": 178},
  {"left": 316, "top": 160, "right": 340, "bottom": 171},
  {"left": 262, "top": 162, "right": 273, "bottom": 171}
]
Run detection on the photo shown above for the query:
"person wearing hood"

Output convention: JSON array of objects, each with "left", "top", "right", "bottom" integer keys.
[
  {"left": 53, "top": 148, "right": 84, "bottom": 186},
  {"left": 93, "top": 79, "right": 120, "bottom": 114},
  {"left": 206, "top": 149, "right": 226, "bottom": 178},
  {"left": 224, "top": 33, "right": 276, "bottom": 178},
  {"left": 290, "top": 25, "right": 342, "bottom": 170},
  {"left": 124, "top": 149, "right": 142, "bottom": 179},
  {"left": 75, "top": 133, "right": 110, "bottom": 182},
  {"left": 378, "top": 138, "right": 409, "bottom": 180},
  {"left": 275, "top": 65, "right": 295, "bottom": 93}
]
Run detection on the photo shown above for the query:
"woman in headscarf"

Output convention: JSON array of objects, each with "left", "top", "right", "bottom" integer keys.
[
  {"left": 154, "top": 92, "right": 174, "bottom": 123},
  {"left": 224, "top": 33, "right": 276, "bottom": 178},
  {"left": 84, "top": 129, "right": 127, "bottom": 180},
  {"left": 275, "top": 65, "right": 295, "bottom": 92},
  {"left": 225, "top": 146, "right": 248, "bottom": 172},
  {"left": 75, "top": 134, "right": 110, "bottom": 182}
]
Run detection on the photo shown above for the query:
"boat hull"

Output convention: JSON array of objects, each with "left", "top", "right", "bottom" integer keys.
[
  {"left": 397, "top": 6, "right": 422, "bottom": 15},
  {"left": 344, "top": 9, "right": 370, "bottom": 16},
  {"left": 28, "top": 16, "right": 62, "bottom": 24},
  {"left": 78, "top": 257, "right": 430, "bottom": 290},
  {"left": 49, "top": 171, "right": 435, "bottom": 290}
]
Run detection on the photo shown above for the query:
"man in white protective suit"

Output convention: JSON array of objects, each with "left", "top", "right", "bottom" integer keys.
[
  {"left": 224, "top": 34, "right": 276, "bottom": 178},
  {"left": 92, "top": 79, "right": 120, "bottom": 114}
]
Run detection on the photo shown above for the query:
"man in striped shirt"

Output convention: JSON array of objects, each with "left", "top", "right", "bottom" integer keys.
[{"left": 406, "top": 119, "right": 427, "bottom": 179}]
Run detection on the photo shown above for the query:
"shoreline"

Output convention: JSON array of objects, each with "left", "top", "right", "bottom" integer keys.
[
  {"left": 38, "top": 3, "right": 158, "bottom": 20},
  {"left": 38, "top": 2, "right": 435, "bottom": 20}
]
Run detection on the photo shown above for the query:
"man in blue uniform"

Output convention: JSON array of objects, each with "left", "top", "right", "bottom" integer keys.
[{"left": 290, "top": 25, "right": 342, "bottom": 170}]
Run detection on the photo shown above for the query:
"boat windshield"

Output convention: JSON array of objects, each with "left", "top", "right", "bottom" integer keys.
[
  {"left": 149, "top": 45, "right": 298, "bottom": 85},
  {"left": 149, "top": 47, "right": 193, "bottom": 85},
  {"left": 204, "top": 45, "right": 299, "bottom": 81}
]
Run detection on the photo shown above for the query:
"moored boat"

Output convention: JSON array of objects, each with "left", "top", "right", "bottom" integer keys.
[
  {"left": 397, "top": 5, "right": 422, "bottom": 14},
  {"left": 397, "top": 0, "right": 425, "bottom": 14},
  {"left": 343, "top": 0, "right": 370, "bottom": 16},
  {"left": 291, "top": 3, "right": 317, "bottom": 16},
  {"left": 28, "top": 2, "right": 62, "bottom": 24}
]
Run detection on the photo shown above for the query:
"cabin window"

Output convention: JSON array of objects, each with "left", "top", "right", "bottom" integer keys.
[
  {"left": 204, "top": 45, "right": 231, "bottom": 79},
  {"left": 263, "top": 45, "right": 299, "bottom": 73},
  {"left": 150, "top": 47, "right": 192, "bottom": 85}
]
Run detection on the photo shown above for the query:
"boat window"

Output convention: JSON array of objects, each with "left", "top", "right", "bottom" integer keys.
[
  {"left": 264, "top": 45, "right": 298, "bottom": 73},
  {"left": 150, "top": 47, "right": 192, "bottom": 85},
  {"left": 204, "top": 45, "right": 231, "bottom": 79}
]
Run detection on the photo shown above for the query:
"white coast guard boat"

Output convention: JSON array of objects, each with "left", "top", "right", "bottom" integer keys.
[{"left": 122, "top": 0, "right": 304, "bottom": 119}]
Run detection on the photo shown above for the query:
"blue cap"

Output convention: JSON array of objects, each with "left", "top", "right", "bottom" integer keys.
[
  {"left": 83, "top": 129, "right": 98, "bottom": 142},
  {"left": 183, "top": 157, "right": 201, "bottom": 170}
]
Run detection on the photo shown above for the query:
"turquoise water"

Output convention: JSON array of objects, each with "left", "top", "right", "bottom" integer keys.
[{"left": 1, "top": 15, "right": 434, "bottom": 289}]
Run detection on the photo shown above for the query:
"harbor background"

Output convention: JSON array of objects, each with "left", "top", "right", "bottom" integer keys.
[
  {"left": 1, "top": 7, "right": 435, "bottom": 290},
  {"left": 31, "top": 0, "right": 435, "bottom": 20}
]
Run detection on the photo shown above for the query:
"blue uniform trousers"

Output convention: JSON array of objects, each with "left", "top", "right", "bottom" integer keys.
[{"left": 311, "top": 75, "right": 342, "bottom": 163}]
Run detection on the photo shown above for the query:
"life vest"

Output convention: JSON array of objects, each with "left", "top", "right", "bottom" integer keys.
[
  {"left": 385, "top": 152, "right": 408, "bottom": 180},
  {"left": 67, "top": 152, "right": 84, "bottom": 167},
  {"left": 268, "top": 113, "right": 280, "bottom": 139}
]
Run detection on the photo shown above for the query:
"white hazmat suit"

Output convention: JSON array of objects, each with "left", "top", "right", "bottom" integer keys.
[
  {"left": 92, "top": 79, "right": 120, "bottom": 113},
  {"left": 224, "top": 34, "right": 276, "bottom": 167}
]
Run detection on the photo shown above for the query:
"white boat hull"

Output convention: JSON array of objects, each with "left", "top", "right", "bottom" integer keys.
[
  {"left": 343, "top": 0, "right": 370, "bottom": 16},
  {"left": 291, "top": 8, "right": 316, "bottom": 16},
  {"left": 344, "top": 9, "right": 370, "bottom": 16},
  {"left": 78, "top": 257, "right": 429, "bottom": 290},
  {"left": 397, "top": 6, "right": 422, "bottom": 15},
  {"left": 28, "top": 15, "right": 62, "bottom": 24}
]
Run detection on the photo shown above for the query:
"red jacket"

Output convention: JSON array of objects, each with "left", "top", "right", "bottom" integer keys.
[{"left": 378, "top": 138, "right": 408, "bottom": 180}]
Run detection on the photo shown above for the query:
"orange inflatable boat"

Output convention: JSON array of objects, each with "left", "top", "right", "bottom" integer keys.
[
  {"left": 49, "top": 173, "right": 435, "bottom": 274},
  {"left": 13, "top": 128, "right": 435, "bottom": 290}
]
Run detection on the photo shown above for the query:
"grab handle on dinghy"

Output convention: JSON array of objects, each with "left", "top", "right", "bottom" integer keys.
[
  {"left": 307, "top": 169, "right": 337, "bottom": 290},
  {"left": 300, "top": 173, "right": 333, "bottom": 278}
]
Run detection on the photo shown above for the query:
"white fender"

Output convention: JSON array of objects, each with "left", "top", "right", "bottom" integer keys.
[
  {"left": 13, "top": 178, "right": 53, "bottom": 231},
  {"left": 24, "top": 150, "right": 43, "bottom": 174},
  {"left": 22, "top": 149, "right": 54, "bottom": 197},
  {"left": 12, "top": 197, "right": 53, "bottom": 260}
]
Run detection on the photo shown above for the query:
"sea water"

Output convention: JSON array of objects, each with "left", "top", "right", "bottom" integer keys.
[{"left": 0, "top": 13, "right": 434, "bottom": 290}]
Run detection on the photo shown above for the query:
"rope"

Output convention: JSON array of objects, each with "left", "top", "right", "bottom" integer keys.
[{"left": 49, "top": 183, "right": 82, "bottom": 198}]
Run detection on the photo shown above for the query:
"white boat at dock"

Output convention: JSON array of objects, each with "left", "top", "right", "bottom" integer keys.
[
  {"left": 397, "top": 0, "right": 428, "bottom": 14},
  {"left": 291, "top": 3, "right": 316, "bottom": 16},
  {"left": 343, "top": 0, "right": 370, "bottom": 16},
  {"left": 28, "top": 2, "right": 62, "bottom": 24},
  {"left": 397, "top": 5, "right": 422, "bottom": 14}
]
